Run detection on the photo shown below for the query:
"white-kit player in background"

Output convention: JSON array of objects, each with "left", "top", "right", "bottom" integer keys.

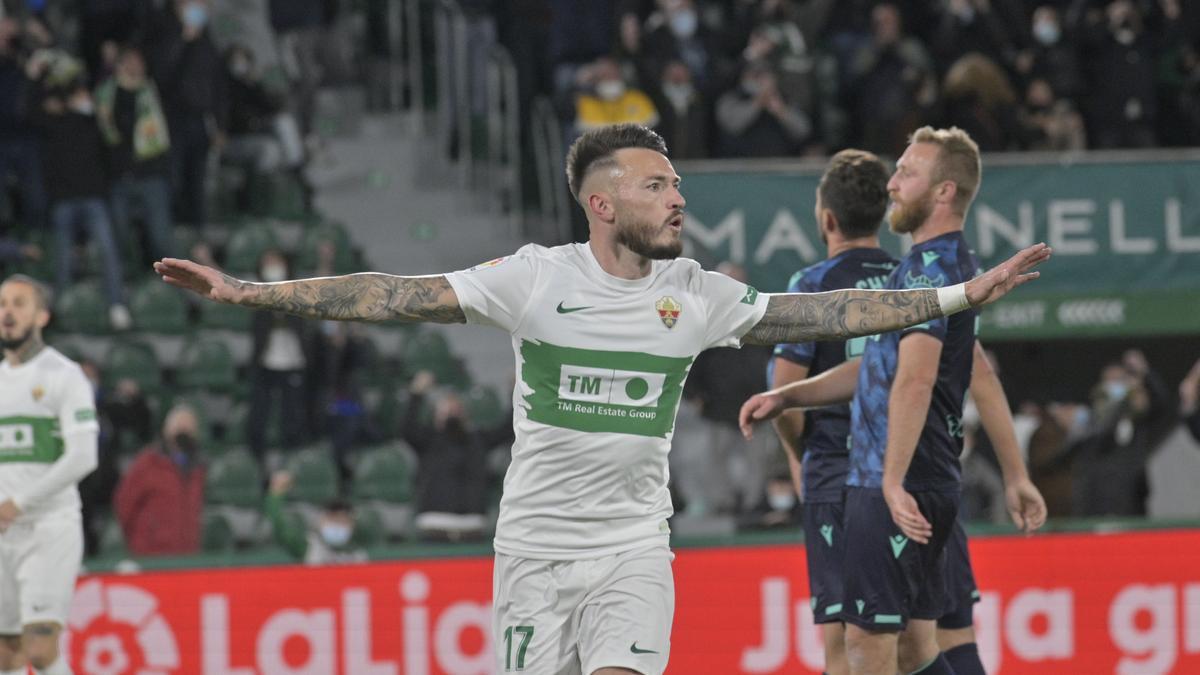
[
  {"left": 0, "top": 275, "right": 100, "bottom": 675},
  {"left": 154, "top": 124, "right": 1050, "bottom": 675}
]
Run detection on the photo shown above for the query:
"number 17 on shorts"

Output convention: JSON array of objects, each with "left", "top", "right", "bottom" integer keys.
[{"left": 503, "top": 625, "right": 534, "bottom": 671}]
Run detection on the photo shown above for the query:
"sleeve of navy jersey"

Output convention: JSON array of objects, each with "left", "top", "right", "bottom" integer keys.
[
  {"left": 847, "top": 234, "right": 979, "bottom": 492},
  {"left": 771, "top": 269, "right": 820, "bottom": 368}
]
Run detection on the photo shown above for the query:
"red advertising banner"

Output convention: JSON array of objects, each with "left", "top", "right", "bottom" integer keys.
[{"left": 66, "top": 529, "right": 1200, "bottom": 674}]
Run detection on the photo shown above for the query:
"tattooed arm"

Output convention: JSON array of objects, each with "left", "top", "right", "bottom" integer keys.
[
  {"left": 743, "top": 287, "right": 940, "bottom": 344},
  {"left": 153, "top": 259, "right": 466, "bottom": 323},
  {"left": 743, "top": 242, "right": 1052, "bottom": 345}
]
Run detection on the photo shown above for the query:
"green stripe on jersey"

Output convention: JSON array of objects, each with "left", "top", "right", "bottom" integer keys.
[
  {"left": 519, "top": 340, "right": 694, "bottom": 438},
  {"left": 0, "top": 416, "right": 64, "bottom": 463}
]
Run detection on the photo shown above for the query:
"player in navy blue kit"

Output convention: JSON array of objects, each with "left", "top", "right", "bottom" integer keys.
[
  {"left": 768, "top": 149, "right": 895, "bottom": 675},
  {"left": 741, "top": 127, "right": 1047, "bottom": 675}
]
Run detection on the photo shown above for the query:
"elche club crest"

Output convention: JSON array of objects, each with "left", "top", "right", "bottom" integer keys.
[{"left": 655, "top": 296, "right": 682, "bottom": 329}]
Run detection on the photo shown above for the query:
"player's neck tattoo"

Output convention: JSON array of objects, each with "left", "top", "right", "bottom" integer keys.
[{"left": 4, "top": 334, "right": 44, "bottom": 366}]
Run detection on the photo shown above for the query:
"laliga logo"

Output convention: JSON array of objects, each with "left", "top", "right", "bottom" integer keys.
[{"left": 62, "top": 579, "right": 180, "bottom": 674}]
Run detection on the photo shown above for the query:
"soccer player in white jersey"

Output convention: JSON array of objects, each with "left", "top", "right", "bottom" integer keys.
[
  {"left": 155, "top": 124, "right": 1050, "bottom": 675},
  {"left": 0, "top": 275, "right": 100, "bottom": 675}
]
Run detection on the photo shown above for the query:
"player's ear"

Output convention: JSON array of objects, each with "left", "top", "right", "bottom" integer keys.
[
  {"left": 820, "top": 208, "right": 838, "bottom": 237},
  {"left": 587, "top": 190, "right": 615, "bottom": 223},
  {"left": 34, "top": 306, "right": 50, "bottom": 330},
  {"left": 936, "top": 180, "right": 957, "bottom": 206}
]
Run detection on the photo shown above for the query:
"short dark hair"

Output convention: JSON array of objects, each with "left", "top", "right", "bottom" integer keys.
[
  {"left": 565, "top": 124, "right": 668, "bottom": 201},
  {"left": 817, "top": 149, "right": 890, "bottom": 240},
  {"left": 325, "top": 498, "right": 353, "bottom": 514},
  {"left": 2, "top": 274, "right": 53, "bottom": 310}
]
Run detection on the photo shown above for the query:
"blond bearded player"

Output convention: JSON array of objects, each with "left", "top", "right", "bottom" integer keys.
[
  {"left": 155, "top": 124, "right": 1049, "bottom": 675},
  {"left": 0, "top": 275, "right": 99, "bottom": 675}
]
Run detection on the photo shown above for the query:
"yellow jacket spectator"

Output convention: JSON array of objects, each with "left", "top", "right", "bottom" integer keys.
[{"left": 573, "top": 56, "right": 659, "bottom": 132}]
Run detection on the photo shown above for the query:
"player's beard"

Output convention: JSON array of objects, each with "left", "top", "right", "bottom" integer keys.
[
  {"left": 888, "top": 188, "right": 934, "bottom": 235},
  {"left": 0, "top": 324, "right": 33, "bottom": 352},
  {"left": 615, "top": 211, "right": 683, "bottom": 260}
]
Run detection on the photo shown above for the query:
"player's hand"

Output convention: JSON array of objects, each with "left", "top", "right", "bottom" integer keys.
[
  {"left": 739, "top": 391, "right": 784, "bottom": 439},
  {"left": 883, "top": 482, "right": 932, "bottom": 544},
  {"left": 964, "top": 243, "right": 1052, "bottom": 308},
  {"left": 1004, "top": 477, "right": 1047, "bottom": 534},
  {"left": 154, "top": 258, "right": 250, "bottom": 305},
  {"left": 0, "top": 499, "right": 21, "bottom": 532}
]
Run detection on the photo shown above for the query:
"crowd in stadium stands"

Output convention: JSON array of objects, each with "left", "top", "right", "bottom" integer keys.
[
  {"left": 0, "top": 1, "right": 1197, "bottom": 563},
  {"left": 517, "top": 0, "right": 1199, "bottom": 158}
]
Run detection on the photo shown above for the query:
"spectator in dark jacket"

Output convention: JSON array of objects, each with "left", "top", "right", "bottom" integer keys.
[
  {"left": 651, "top": 60, "right": 708, "bottom": 159},
  {"left": 0, "top": 17, "right": 50, "bottom": 230},
  {"left": 1181, "top": 357, "right": 1200, "bottom": 445},
  {"left": 248, "top": 249, "right": 318, "bottom": 461},
  {"left": 715, "top": 60, "right": 811, "bottom": 157},
  {"left": 269, "top": 0, "right": 325, "bottom": 135},
  {"left": 403, "top": 370, "right": 512, "bottom": 541},
  {"left": 151, "top": 0, "right": 227, "bottom": 229},
  {"left": 113, "top": 404, "right": 206, "bottom": 556},
  {"left": 97, "top": 44, "right": 175, "bottom": 266},
  {"left": 28, "top": 56, "right": 130, "bottom": 328}
]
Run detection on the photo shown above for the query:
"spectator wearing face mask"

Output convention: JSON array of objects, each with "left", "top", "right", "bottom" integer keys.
[
  {"left": 650, "top": 60, "right": 708, "bottom": 159},
  {"left": 113, "top": 404, "right": 207, "bottom": 556},
  {"left": 248, "top": 249, "right": 318, "bottom": 464},
  {"left": 1020, "top": 77, "right": 1086, "bottom": 151},
  {"left": 265, "top": 470, "right": 368, "bottom": 564},
  {"left": 151, "top": 0, "right": 227, "bottom": 229},
  {"left": 715, "top": 59, "right": 812, "bottom": 157},
  {"left": 1180, "top": 357, "right": 1200, "bottom": 445},
  {"left": 1070, "top": 350, "right": 1174, "bottom": 517},
  {"left": 738, "top": 472, "right": 803, "bottom": 530},
  {"left": 1078, "top": 0, "right": 1183, "bottom": 148},
  {"left": 570, "top": 55, "right": 659, "bottom": 134},
  {"left": 404, "top": 370, "right": 513, "bottom": 541},
  {"left": 640, "top": 0, "right": 721, "bottom": 93},
  {"left": 1014, "top": 5, "right": 1083, "bottom": 103},
  {"left": 27, "top": 54, "right": 131, "bottom": 330},
  {"left": 97, "top": 44, "right": 176, "bottom": 269}
]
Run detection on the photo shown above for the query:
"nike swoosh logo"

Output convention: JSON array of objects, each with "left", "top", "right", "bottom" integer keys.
[
  {"left": 630, "top": 642, "right": 659, "bottom": 654},
  {"left": 556, "top": 301, "right": 592, "bottom": 314}
]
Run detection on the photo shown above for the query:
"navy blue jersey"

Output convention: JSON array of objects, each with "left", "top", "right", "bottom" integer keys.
[
  {"left": 770, "top": 248, "right": 898, "bottom": 502},
  {"left": 847, "top": 232, "right": 980, "bottom": 492}
]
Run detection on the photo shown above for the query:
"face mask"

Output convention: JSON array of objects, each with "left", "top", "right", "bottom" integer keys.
[
  {"left": 955, "top": 5, "right": 975, "bottom": 23},
  {"left": 260, "top": 264, "right": 287, "bottom": 282},
  {"left": 231, "top": 60, "right": 250, "bottom": 78},
  {"left": 71, "top": 99, "right": 95, "bottom": 115},
  {"left": 767, "top": 492, "right": 795, "bottom": 512},
  {"left": 663, "top": 82, "right": 694, "bottom": 110},
  {"left": 1104, "top": 381, "right": 1129, "bottom": 402},
  {"left": 183, "top": 3, "right": 208, "bottom": 29},
  {"left": 669, "top": 10, "right": 698, "bottom": 39},
  {"left": 173, "top": 433, "right": 198, "bottom": 455},
  {"left": 742, "top": 79, "right": 761, "bottom": 96},
  {"left": 1072, "top": 406, "right": 1090, "bottom": 431},
  {"left": 595, "top": 79, "right": 626, "bottom": 101},
  {"left": 1033, "top": 21, "right": 1060, "bottom": 46},
  {"left": 320, "top": 522, "right": 352, "bottom": 547}
]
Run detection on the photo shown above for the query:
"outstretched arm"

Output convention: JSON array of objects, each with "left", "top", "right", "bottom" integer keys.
[
  {"left": 743, "top": 243, "right": 1050, "bottom": 345},
  {"left": 154, "top": 258, "right": 466, "bottom": 324}
]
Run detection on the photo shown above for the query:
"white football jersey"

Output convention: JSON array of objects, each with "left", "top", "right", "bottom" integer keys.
[
  {"left": 446, "top": 243, "right": 767, "bottom": 559},
  {"left": 0, "top": 347, "right": 99, "bottom": 521}
]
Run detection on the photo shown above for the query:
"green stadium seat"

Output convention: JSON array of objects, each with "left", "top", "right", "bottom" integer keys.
[
  {"left": 176, "top": 337, "right": 238, "bottom": 392},
  {"left": 295, "top": 221, "right": 356, "bottom": 274},
  {"left": 55, "top": 281, "right": 111, "bottom": 334},
  {"left": 198, "top": 298, "right": 252, "bottom": 331},
  {"left": 351, "top": 444, "right": 413, "bottom": 504},
  {"left": 401, "top": 330, "right": 470, "bottom": 388},
  {"left": 285, "top": 447, "right": 340, "bottom": 505},
  {"left": 351, "top": 503, "right": 386, "bottom": 547},
  {"left": 104, "top": 340, "right": 162, "bottom": 394},
  {"left": 248, "top": 171, "right": 308, "bottom": 220},
  {"left": 201, "top": 511, "right": 236, "bottom": 552},
  {"left": 205, "top": 449, "right": 263, "bottom": 509},
  {"left": 130, "top": 279, "right": 190, "bottom": 334},
  {"left": 465, "top": 385, "right": 506, "bottom": 429},
  {"left": 223, "top": 221, "right": 280, "bottom": 274}
]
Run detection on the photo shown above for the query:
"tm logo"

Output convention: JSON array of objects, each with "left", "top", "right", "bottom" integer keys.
[{"left": 558, "top": 366, "right": 666, "bottom": 408}]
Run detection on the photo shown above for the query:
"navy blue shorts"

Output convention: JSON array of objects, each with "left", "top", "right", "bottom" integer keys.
[
  {"left": 839, "top": 486, "right": 959, "bottom": 631},
  {"left": 803, "top": 499, "right": 846, "bottom": 624},
  {"left": 938, "top": 520, "right": 980, "bottom": 630}
]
